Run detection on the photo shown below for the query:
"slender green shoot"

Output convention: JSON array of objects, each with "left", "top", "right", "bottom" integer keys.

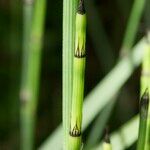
[
  {"left": 121, "top": 0, "right": 146, "bottom": 56},
  {"left": 20, "top": 0, "right": 34, "bottom": 149},
  {"left": 143, "top": 34, "right": 150, "bottom": 150},
  {"left": 69, "top": 0, "right": 86, "bottom": 149},
  {"left": 137, "top": 89, "right": 149, "bottom": 150},
  {"left": 20, "top": 0, "right": 46, "bottom": 149},
  {"left": 62, "top": 0, "right": 78, "bottom": 149}
]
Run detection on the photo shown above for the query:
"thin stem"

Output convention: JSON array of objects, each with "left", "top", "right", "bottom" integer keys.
[
  {"left": 20, "top": 0, "right": 34, "bottom": 149},
  {"left": 62, "top": 0, "right": 78, "bottom": 149},
  {"left": 69, "top": 1, "right": 87, "bottom": 149},
  {"left": 121, "top": 0, "right": 146, "bottom": 56},
  {"left": 85, "top": 0, "right": 115, "bottom": 73},
  {"left": 20, "top": 0, "right": 46, "bottom": 149},
  {"left": 137, "top": 89, "right": 149, "bottom": 150},
  {"left": 143, "top": 36, "right": 150, "bottom": 150}
]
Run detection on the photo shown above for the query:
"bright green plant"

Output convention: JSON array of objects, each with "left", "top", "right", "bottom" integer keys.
[
  {"left": 137, "top": 89, "right": 149, "bottom": 150},
  {"left": 136, "top": 35, "right": 150, "bottom": 150},
  {"left": 69, "top": 0, "right": 86, "bottom": 149}
]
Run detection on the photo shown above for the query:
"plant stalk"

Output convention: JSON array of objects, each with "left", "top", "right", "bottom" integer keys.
[
  {"left": 20, "top": 0, "right": 46, "bottom": 149},
  {"left": 121, "top": 0, "right": 146, "bottom": 56},
  {"left": 62, "top": 0, "right": 78, "bottom": 149},
  {"left": 143, "top": 36, "right": 150, "bottom": 150},
  {"left": 69, "top": 1, "right": 87, "bottom": 149}
]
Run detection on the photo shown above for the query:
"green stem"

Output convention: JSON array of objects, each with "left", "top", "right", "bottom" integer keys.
[
  {"left": 62, "top": 0, "right": 78, "bottom": 149},
  {"left": 137, "top": 34, "right": 150, "bottom": 150},
  {"left": 143, "top": 39, "right": 150, "bottom": 150},
  {"left": 137, "top": 89, "right": 149, "bottom": 150},
  {"left": 121, "top": 0, "right": 146, "bottom": 55},
  {"left": 20, "top": 0, "right": 46, "bottom": 149},
  {"left": 69, "top": 1, "right": 87, "bottom": 149}
]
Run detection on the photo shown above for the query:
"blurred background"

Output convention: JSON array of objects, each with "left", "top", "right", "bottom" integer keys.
[{"left": 0, "top": 0, "right": 149, "bottom": 149}]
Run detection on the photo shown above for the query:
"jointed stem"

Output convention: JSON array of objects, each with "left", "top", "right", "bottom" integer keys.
[
  {"left": 137, "top": 32, "right": 150, "bottom": 150},
  {"left": 69, "top": 1, "right": 87, "bottom": 149}
]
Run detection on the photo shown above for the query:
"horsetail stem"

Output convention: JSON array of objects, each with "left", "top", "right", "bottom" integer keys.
[
  {"left": 69, "top": 0, "right": 86, "bottom": 149},
  {"left": 137, "top": 89, "right": 149, "bottom": 150},
  {"left": 103, "top": 128, "right": 112, "bottom": 150},
  {"left": 137, "top": 32, "right": 150, "bottom": 150},
  {"left": 143, "top": 34, "right": 150, "bottom": 150}
]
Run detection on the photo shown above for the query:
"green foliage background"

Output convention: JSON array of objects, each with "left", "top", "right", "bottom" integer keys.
[{"left": 0, "top": 0, "right": 149, "bottom": 149}]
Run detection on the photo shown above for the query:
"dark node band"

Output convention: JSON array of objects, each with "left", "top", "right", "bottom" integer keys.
[
  {"left": 140, "top": 95, "right": 149, "bottom": 108},
  {"left": 69, "top": 124, "right": 81, "bottom": 137},
  {"left": 140, "top": 88, "right": 149, "bottom": 116},
  {"left": 77, "top": 0, "right": 86, "bottom": 15},
  {"left": 74, "top": 49, "right": 86, "bottom": 58},
  {"left": 140, "top": 88, "right": 149, "bottom": 106},
  {"left": 104, "top": 127, "right": 110, "bottom": 143},
  {"left": 104, "top": 135, "right": 110, "bottom": 143},
  {"left": 74, "top": 53, "right": 86, "bottom": 58}
]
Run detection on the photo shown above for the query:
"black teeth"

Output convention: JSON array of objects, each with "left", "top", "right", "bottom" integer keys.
[
  {"left": 77, "top": 0, "right": 86, "bottom": 15},
  {"left": 104, "top": 127, "right": 110, "bottom": 143},
  {"left": 140, "top": 88, "right": 149, "bottom": 119},
  {"left": 74, "top": 53, "right": 86, "bottom": 58},
  {"left": 74, "top": 48, "right": 86, "bottom": 58},
  {"left": 69, "top": 124, "right": 81, "bottom": 137}
]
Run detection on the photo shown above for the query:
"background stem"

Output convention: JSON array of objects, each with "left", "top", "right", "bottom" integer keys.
[
  {"left": 121, "top": 0, "right": 146, "bottom": 55},
  {"left": 20, "top": 0, "right": 46, "bottom": 149}
]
